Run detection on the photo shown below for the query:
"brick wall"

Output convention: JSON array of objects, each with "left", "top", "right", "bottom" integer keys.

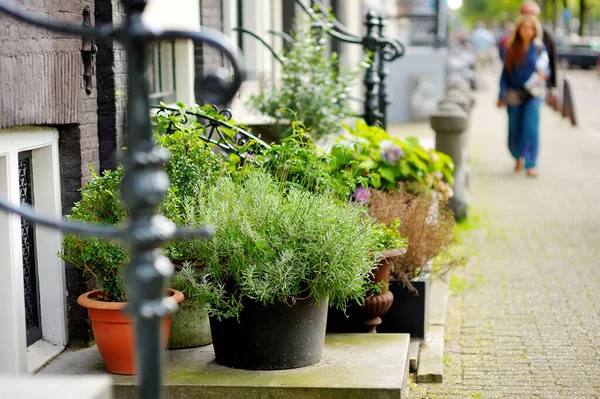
[
  {"left": 195, "top": 0, "right": 224, "bottom": 104},
  {"left": 0, "top": 0, "right": 108, "bottom": 346}
]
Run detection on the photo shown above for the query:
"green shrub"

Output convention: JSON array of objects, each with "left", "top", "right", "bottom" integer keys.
[
  {"left": 177, "top": 170, "right": 379, "bottom": 319},
  {"left": 231, "top": 119, "right": 374, "bottom": 201},
  {"left": 373, "top": 218, "right": 408, "bottom": 252},
  {"left": 60, "top": 125, "right": 226, "bottom": 302}
]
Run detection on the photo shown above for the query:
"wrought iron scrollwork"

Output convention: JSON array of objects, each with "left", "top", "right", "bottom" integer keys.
[
  {"left": 151, "top": 104, "right": 271, "bottom": 158},
  {"left": 0, "top": 1, "right": 245, "bottom": 398}
]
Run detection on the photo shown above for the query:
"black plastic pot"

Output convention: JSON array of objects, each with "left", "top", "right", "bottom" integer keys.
[
  {"left": 379, "top": 274, "right": 431, "bottom": 339},
  {"left": 209, "top": 295, "right": 328, "bottom": 370},
  {"left": 326, "top": 301, "right": 366, "bottom": 333}
]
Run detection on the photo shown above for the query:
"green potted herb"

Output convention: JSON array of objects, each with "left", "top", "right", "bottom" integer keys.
[
  {"left": 231, "top": 119, "right": 374, "bottom": 201},
  {"left": 180, "top": 170, "right": 379, "bottom": 370},
  {"left": 60, "top": 167, "right": 184, "bottom": 375},
  {"left": 326, "top": 216, "right": 408, "bottom": 333}
]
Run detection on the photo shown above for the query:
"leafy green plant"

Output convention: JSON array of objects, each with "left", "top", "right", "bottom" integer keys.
[
  {"left": 60, "top": 123, "right": 227, "bottom": 302},
  {"left": 60, "top": 168, "right": 128, "bottom": 302},
  {"left": 231, "top": 117, "right": 374, "bottom": 201},
  {"left": 372, "top": 218, "right": 408, "bottom": 252},
  {"left": 248, "top": 12, "right": 367, "bottom": 138},
  {"left": 177, "top": 170, "right": 379, "bottom": 319},
  {"left": 332, "top": 121, "right": 455, "bottom": 198}
]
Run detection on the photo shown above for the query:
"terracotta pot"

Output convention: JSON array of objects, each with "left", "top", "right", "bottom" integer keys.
[{"left": 77, "top": 288, "right": 184, "bottom": 375}]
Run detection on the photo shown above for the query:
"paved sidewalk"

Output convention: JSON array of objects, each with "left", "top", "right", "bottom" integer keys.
[{"left": 412, "top": 75, "right": 600, "bottom": 399}]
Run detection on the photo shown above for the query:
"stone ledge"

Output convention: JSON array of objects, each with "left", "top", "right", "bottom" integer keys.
[{"left": 40, "top": 334, "right": 411, "bottom": 399}]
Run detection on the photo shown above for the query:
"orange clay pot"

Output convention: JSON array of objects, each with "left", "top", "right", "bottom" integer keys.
[{"left": 77, "top": 289, "right": 184, "bottom": 375}]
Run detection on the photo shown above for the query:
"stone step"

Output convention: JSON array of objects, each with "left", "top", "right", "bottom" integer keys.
[
  {"left": 39, "top": 333, "right": 411, "bottom": 399},
  {"left": 416, "top": 325, "right": 445, "bottom": 383}
]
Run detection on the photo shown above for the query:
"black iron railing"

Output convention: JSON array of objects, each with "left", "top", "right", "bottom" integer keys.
[
  {"left": 151, "top": 104, "right": 271, "bottom": 157},
  {"left": 0, "top": 1, "right": 245, "bottom": 398}
]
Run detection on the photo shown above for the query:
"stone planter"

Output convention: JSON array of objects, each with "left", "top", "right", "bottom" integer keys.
[
  {"left": 210, "top": 295, "right": 328, "bottom": 370},
  {"left": 379, "top": 272, "right": 431, "bottom": 339},
  {"left": 167, "top": 298, "right": 212, "bottom": 349}
]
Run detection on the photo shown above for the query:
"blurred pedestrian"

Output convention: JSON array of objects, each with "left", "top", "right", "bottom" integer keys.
[
  {"left": 471, "top": 21, "right": 496, "bottom": 72},
  {"left": 520, "top": 0, "right": 559, "bottom": 106},
  {"left": 497, "top": 14, "right": 550, "bottom": 177}
]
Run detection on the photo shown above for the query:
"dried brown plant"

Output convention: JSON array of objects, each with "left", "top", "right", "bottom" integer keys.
[{"left": 368, "top": 185, "right": 458, "bottom": 290}]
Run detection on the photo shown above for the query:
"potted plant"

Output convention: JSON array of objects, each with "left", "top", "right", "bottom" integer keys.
[
  {"left": 368, "top": 186, "right": 459, "bottom": 338},
  {"left": 180, "top": 170, "right": 379, "bottom": 370},
  {"left": 60, "top": 124, "right": 226, "bottom": 374},
  {"left": 232, "top": 119, "right": 374, "bottom": 202},
  {"left": 166, "top": 263, "right": 212, "bottom": 349},
  {"left": 60, "top": 168, "right": 185, "bottom": 375},
  {"left": 326, "top": 217, "right": 407, "bottom": 333},
  {"left": 331, "top": 121, "right": 455, "bottom": 198},
  {"left": 248, "top": 10, "right": 366, "bottom": 140}
]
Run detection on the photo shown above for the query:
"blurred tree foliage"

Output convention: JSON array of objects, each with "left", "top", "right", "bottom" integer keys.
[{"left": 461, "top": 0, "right": 600, "bottom": 28}]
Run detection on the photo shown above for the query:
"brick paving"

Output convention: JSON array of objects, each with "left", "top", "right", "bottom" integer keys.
[{"left": 412, "top": 74, "right": 600, "bottom": 399}]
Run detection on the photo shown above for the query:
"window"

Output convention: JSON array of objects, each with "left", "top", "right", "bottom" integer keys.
[{"left": 147, "top": 40, "right": 177, "bottom": 104}]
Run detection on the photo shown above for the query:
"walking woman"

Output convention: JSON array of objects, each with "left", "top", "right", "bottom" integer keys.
[{"left": 497, "top": 14, "right": 549, "bottom": 177}]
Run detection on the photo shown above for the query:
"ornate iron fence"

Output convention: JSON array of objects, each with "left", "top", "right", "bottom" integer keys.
[
  {"left": 0, "top": 1, "right": 245, "bottom": 398},
  {"left": 151, "top": 104, "right": 271, "bottom": 157},
  {"left": 235, "top": 0, "right": 405, "bottom": 130}
]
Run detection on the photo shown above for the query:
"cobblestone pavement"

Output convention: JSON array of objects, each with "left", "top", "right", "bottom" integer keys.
[{"left": 412, "top": 74, "right": 600, "bottom": 399}]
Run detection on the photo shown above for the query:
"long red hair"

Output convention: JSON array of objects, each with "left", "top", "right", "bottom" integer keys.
[{"left": 505, "top": 15, "right": 542, "bottom": 74}]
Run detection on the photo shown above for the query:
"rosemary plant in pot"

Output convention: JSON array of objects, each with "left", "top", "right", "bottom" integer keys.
[{"left": 183, "top": 170, "right": 378, "bottom": 370}]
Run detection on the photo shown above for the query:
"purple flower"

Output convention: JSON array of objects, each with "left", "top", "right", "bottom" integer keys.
[
  {"left": 380, "top": 140, "right": 405, "bottom": 166},
  {"left": 353, "top": 186, "right": 371, "bottom": 203}
]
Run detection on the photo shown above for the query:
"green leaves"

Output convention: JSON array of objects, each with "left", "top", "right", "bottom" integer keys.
[
  {"left": 61, "top": 121, "right": 227, "bottom": 302},
  {"left": 248, "top": 12, "right": 368, "bottom": 138},
  {"left": 178, "top": 170, "right": 379, "bottom": 319},
  {"left": 332, "top": 121, "right": 455, "bottom": 198}
]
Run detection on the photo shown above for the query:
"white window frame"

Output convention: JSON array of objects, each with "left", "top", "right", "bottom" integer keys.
[{"left": 0, "top": 127, "right": 67, "bottom": 374}]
